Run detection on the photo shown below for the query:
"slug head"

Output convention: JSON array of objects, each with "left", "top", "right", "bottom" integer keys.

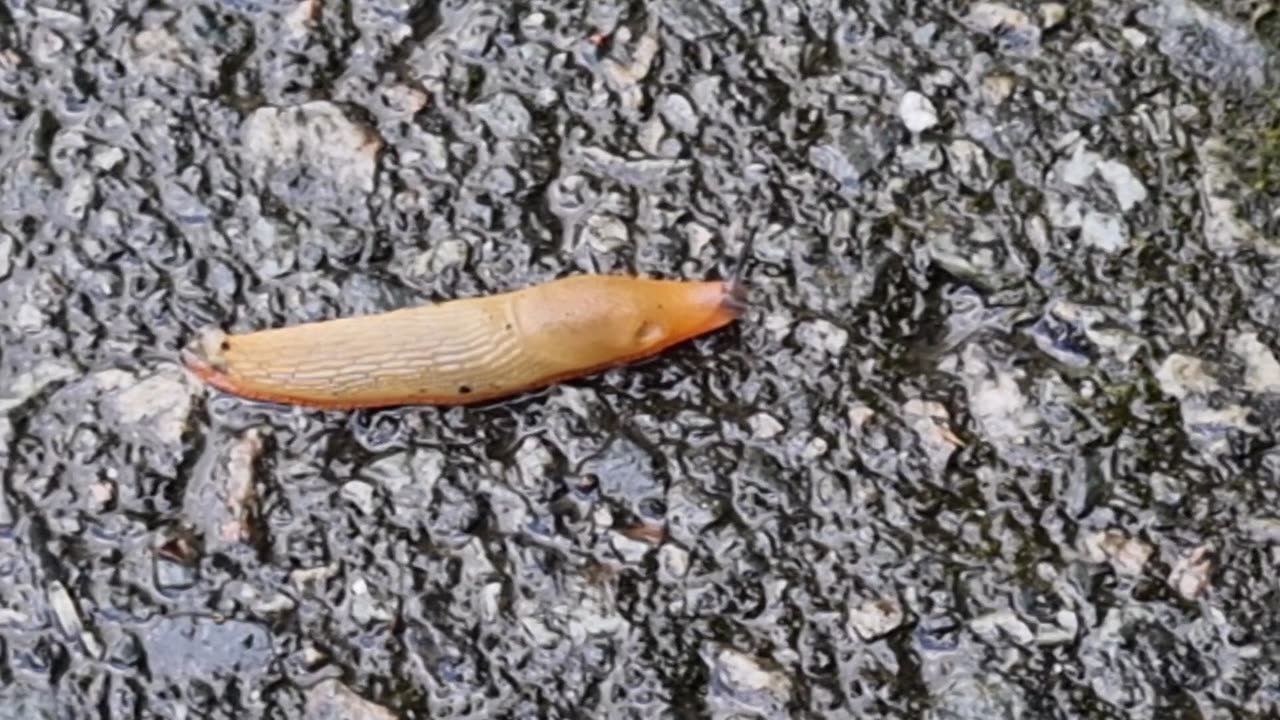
[{"left": 514, "top": 275, "right": 743, "bottom": 368}]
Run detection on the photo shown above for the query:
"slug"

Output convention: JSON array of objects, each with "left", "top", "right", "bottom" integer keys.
[{"left": 182, "top": 273, "right": 747, "bottom": 409}]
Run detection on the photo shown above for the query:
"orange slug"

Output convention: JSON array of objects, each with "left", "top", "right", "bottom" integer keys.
[{"left": 181, "top": 273, "right": 747, "bottom": 410}]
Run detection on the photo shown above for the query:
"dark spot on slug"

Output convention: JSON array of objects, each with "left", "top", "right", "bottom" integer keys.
[
  {"left": 221, "top": 340, "right": 230, "bottom": 351},
  {"left": 459, "top": 385, "right": 472, "bottom": 394}
]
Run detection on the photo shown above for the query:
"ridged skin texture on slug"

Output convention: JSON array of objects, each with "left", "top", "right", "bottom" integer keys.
[{"left": 182, "top": 274, "right": 744, "bottom": 409}]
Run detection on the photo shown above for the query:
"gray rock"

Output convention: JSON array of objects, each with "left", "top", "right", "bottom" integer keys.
[
  {"left": 847, "top": 598, "right": 905, "bottom": 641},
  {"left": 306, "top": 679, "right": 397, "bottom": 720},
  {"left": 241, "top": 101, "right": 382, "bottom": 193},
  {"left": 183, "top": 427, "right": 266, "bottom": 552},
  {"left": 704, "top": 644, "right": 794, "bottom": 717}
]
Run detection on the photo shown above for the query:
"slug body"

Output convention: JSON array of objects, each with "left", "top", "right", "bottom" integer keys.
[{"left": 183, "top": 274, "right": 744, "bottom": 409}]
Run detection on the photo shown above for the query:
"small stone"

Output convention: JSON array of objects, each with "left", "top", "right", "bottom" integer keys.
[
  {"left": 341, "top": 481, "right": 376, "bottom": 515},
  {"left": 241, "top": 101, "right": 382, "bottom": 193},
  {"left": 1096, "top": 159, "right": 1148, "bottom": 212},
  {"left": 90, "top": 481, "right": 116, "bottom": 509},
  {"left": 1038, "top": 3, "right": 1067, "bottom": 29},
  {"left": 592, "top": 505, "right": 613, "bottom": 527},
  {"left": 847, "top": 598, "right": 904, "bottom": 641},
  {"left": 1155, "top": 354, "right": 1217, "bottom": 400},
  {"left": 899, "top": 91, "right": 938, "bottom": 133},
  {"left": 801, "top": 436, "right": 828, "bottom": 460},
  {"left": 514, "top": 436, "right": 553, "bottom": 485},
  {"left": 251, "top": 592, "right": 296, "bottom": 615},
  {"left": 16, "top": 302, "right": 45, "bottom": 332},
  {"left": 658, "top": 93, "right": 699, "bottom": 135},
  {"left": 107, "top": 366, "right": 195, "bottom": 447},
  {"left": 0, "top": 233, "right": 12, "bottom": 280},
  {"left": 521, "top": 616, "right": 559, "bottom": 647},
  {"left": 1036, "top": 610, "right": 1078, "bottom": 645},
  {"left": 900, "top": 142, "right": 944, "bottom": 173},
  {"left": 1121, "top": 28, "right": 1149, "bottom": 48},
  {"left": 1080, "top": 211, "right": 1129, "bottom": 253},
  {"left": 349, "top": 577, "right": 392, "bottom": 624},
  {"left": 848, "top": 405, "right": 875, "bottom": 429},
  {"left": 521, "top": 12, "right": 546, "bottom": 32},
  {"left": 684, "top": 222, "right": 715, "bottom": 258},
  {"left": 421, "top": 132, "right": 448, "bottom": 172},
  {"left": 305, "top": 679, "right": 397, "bottom": 720},
  {"left": 610, "top": 532, "right": 653, "bottom": 563},
  {"left": 798, "top": 319, "right": 849, "bottom": 355},
  {"left": 48, "top": 581, "right": 84, "bottom": 638},
  {"left": 581, "top": 214, "right": 629, "bottom": 253},
  {"left": 290, "top": 562, "right": 340, "bottom": 587},
  {"left": 705, "top": 644, "right": 793, "bottom": 716},
  {"left": 1168, "top": 545, "right": 1213, "bottom": 600},
  {"left": 603, "top": 33, "right": 660, "bottom": 90},
  {"left": 901, "top": 399, "right": 963, "bottom": 471},
  {"left": 748, "top": 412, "right": 785, "bottom": 440},
  {"left": 962, "top": 347, "right": 1040, "bottom": 442},
  {"left": 382, "top": 84, "right": 428, "bottom": 115},
  {"left": 92, "top": 146, "right": 125, "bottom": 171},
  {"left": 1058, "top": 142, "right": 1101, "bottom": 186},
  {"left": 480, "top": 582, "right": 502, "bottom": 622},
  {"left": 659, "top": 544, "right": 690, "bottom": 579},
  {"left": 946, "top": 139, "right": 989, "bottom": 187},
  {"left": 1230, "top": 333, "right": 1280, "bottom": 394},
  {"left": 1082, "top": 530, "right": 1153, "bottom": 575},
  {"left": 285, "top": 0, "right": 321, "bottom": 37},
  {"left": 981, "top": 74, "right": 1015, "bottom": 105}
]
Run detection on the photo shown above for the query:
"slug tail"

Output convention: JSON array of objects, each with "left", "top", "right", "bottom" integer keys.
[{"left": 181, "top": 326, "right": 244, "bottom": 397}]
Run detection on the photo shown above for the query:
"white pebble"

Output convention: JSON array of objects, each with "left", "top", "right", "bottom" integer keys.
[
  {"left": 341, "top": 481, "right": 375, "bottom": 515},
  {"left": 748, "top": 413, "right": 785, "bottom": 440},
  {"left": 1096, "top": 159, "right": 1148, "bottom": 212},
  {"left": 16, "top": 302, "right": 45, "bottom": 332},
  {"left": 1038, "top": 3, "right": 1067, "bottom": 29},
  {"left": 898, "top": 91, "right": 938, "bottom": 133},
  {"left": 1122, "top": 28, "right": 1149, "bottom": 48},
  {"left": 1230, "top": 333, "right": 1280, "bottom": 394},
  {"left": 1082, "top": 530, "right": 1152, "bottom": 575},
  {"left": 800, "top": 319, "right": 849, "bottom": 355},
  {"left": 801, "top": 436, "right": 828, "bottom": 460},
  {"left": 847, "top": 599, "right": 904, "bottom": 641},
  {"left": 659, "top": 544, "right": 690, "bottom": 578},
  {"left": 981, "top": 74, "right": 1015, "bottom": 105},
  {"left": 610, "top": 532, "right": 653, "bottom": 563},
  {"left": 1155, "top": 354, "right": 1217, "bottom": 400}
]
